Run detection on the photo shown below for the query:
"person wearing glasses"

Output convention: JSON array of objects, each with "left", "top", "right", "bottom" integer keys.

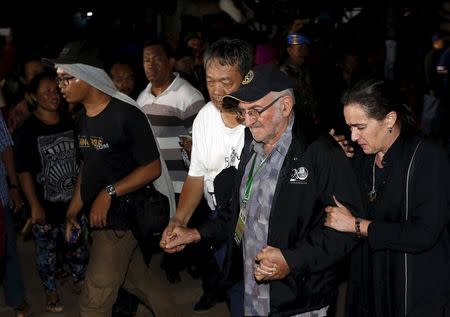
[
  {"left": 163, "top": 63, "right": 363, "bottom": 316},
  {"left": 43, "top": 41, "right": 178, "bottom": 317},
  {"left": 324, "top": 79, "right": 450, "bottom": 316}
]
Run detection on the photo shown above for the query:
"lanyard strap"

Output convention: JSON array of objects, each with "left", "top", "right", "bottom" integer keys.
[{"left": 242, "top": 153, "right": 266, "bottom": 204}]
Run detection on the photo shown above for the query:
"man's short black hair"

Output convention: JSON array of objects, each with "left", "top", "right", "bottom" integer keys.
[
  {"left": 203, "top": 38, "right": 253, "bottom": 77},
  {"left": 143, "top": 35, "right": 174, "bottom": 58}
]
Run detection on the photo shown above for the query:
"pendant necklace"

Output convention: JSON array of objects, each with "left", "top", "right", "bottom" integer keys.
[{"left": 368, "top": 157, "right": 377, "bottom": 203}]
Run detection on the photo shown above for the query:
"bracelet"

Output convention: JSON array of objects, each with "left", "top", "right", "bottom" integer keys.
[{"left": 355, "top": 217, "right": 362, "bottom": 238}]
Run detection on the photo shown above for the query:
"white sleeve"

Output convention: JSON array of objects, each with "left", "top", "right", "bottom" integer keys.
[{"left": 188, "top": 113, "right": 207, "bottom": 177}]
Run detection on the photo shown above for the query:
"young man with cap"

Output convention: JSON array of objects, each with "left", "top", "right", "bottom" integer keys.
[
  {"left": 164, "top": 63, "right": 363, "bottom": 316},
  {"left": 43, "top": 41, "right": 177, "bottom": 317}
]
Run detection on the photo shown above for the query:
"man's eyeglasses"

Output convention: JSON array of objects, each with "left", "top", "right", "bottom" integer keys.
[
  {"left": 235, "top": 96, "right": 282, "bottom": 121},
  {"left": 56, "top": 76, "right": 75, "bottom": 86}
]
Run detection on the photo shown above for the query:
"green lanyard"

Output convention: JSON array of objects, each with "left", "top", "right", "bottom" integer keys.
[{"left": 242, "top": 153, "right": 266, "bottom": 205}]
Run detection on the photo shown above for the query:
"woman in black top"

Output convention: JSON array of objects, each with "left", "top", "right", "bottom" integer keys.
[
  {"left": 325, "top": 79, "right": 450, "bottom": 316},
  {"left": 14, "top": 72, "right": 88, "bottom": 313}
]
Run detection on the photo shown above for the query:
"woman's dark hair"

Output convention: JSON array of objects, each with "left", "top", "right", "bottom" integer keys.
[
  {"left": 28, "top": 70, "right": 57, "bottom": 95},
  {"left": 341, "top": 79, "right": 416, "bottom": 133}
]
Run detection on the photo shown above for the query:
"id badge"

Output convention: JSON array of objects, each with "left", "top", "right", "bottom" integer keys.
[{"left": 234, "top": 203, "right": 247, "bottom": 246}]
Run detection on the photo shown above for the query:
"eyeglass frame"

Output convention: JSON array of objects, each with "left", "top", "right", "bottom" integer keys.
[
  {"left": 56, "top": 75, "right": 75, "bottom": 86},
  {"left": 235, "top": 95, "right": 282, "bottom": 121}
]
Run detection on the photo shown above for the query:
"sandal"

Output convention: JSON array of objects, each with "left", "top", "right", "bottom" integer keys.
[
  {"left": 15, "top": 302, "right": 32, "bottom": 317},
  {"left": 46, "top": 292, "right": 64, "bottom": 313},
  {"left": 72, "top": 279, "right": 84, "bottom": 295}
]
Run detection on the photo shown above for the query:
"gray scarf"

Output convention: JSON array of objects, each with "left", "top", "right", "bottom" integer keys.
[{"left": 57, "top": 63, "right": 176, "bottom": 217}]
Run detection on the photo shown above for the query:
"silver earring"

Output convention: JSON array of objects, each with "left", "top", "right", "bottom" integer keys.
[{"left": 388, "top": 127, "right": 393, "bottom": 133}]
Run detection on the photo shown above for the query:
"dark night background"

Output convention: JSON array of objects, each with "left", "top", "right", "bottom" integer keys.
[{"left": 0, "top": 1, "right": 447, "bottom": 58}]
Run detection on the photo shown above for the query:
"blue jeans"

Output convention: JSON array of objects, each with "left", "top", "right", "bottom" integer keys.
[{"left": 3, "top": 208, "right": 26, "bottom": 308}]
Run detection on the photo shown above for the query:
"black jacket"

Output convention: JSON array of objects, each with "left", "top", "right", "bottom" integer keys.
[
  {"left": 347, "top": 135, "right": 450, "bottom": 317},
  {"left": 200, "top": 129, "right": 363, "bottom": 316}
]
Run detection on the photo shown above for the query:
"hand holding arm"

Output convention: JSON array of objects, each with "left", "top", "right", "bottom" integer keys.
[
  {"left": 160, "top": 176, "right": 204, "bottom": 248},
  {"left": 160, "top": 217, "right": 184, "bottom": 249},
  {"left": 325, "top": 196, "right": 371, "bottom": 236},
  {"left": 163, "top": 226, "right": 201, "bottom": 253},
  {"left": 329, "top": 129, "right": 354, "bottom": 158}
]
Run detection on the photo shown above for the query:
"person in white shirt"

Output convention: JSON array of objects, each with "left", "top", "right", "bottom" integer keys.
[
  {"left": 160, "top": 38, "right": 252, "bottom": 314},
  {"left": 137, "top": 38, "right": 205, "bottom": 195}
]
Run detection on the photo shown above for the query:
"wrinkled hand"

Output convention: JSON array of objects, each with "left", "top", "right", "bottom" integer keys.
[
  {"left": 163, "top": 226, "right": 200, "bottom": 253},
  {"left": 255, "top": 246, "right": 290, "bottom": 281},
  {"left": 9, "top": 188, "right": 23, "bottom": 214},
  {"left": 31, "top": 204, "right": 46, "bottom": 224},
  {"left": 329, "top": 129, "right": 354, "bottom": 158},
  {"left": 160, "top": 217, "right": 184, "bottom": 249},
  {"left": 89, "top": 190, "right": 111, "bottom": 228},
  {"left": 254, "top": 257, "right": 278, "bottom": 282},
  {"left": 324, "top": 196, "right": 355, "bottom": 233}
]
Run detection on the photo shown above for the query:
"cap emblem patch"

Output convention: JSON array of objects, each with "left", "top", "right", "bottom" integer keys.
[{"left": 242, "top": 70, "right": 254, "bottom": 85}]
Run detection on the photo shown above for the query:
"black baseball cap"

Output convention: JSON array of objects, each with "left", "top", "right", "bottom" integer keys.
[
  {"left": 43, "top": 40, "right": 104, "bottom": 69},
  {"left": 223, "top": 63, "right": 294, "bottom": 108}
]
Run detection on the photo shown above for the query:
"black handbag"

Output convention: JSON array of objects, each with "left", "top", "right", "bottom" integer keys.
[{"left": 124, "top": 184, "right": 170, "bottom": 243}]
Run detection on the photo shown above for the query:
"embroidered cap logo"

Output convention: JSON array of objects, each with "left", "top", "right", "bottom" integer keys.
[{"left": 242, "top": 70, "right": 254, "bottom": 85}]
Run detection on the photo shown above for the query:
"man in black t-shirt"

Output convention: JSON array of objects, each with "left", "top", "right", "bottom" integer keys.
[{"left": 44, "top": 41, "right": 179, "bottom": 316}]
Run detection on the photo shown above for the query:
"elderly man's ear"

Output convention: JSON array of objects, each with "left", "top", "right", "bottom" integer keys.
[{"left": 281, "top": 95, "right": 294, "bottom": 117}]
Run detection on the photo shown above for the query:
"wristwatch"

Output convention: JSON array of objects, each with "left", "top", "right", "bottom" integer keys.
[{"left": 105, "top": 184, "right": 116, "bottom": 197}]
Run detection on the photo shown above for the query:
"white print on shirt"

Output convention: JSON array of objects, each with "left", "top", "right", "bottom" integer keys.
[
  {"left": 224, "top": 147, "right": 240, "bottom": 169},
  {"left": 36, "top": 131, "right": 79, "bottom": 202}
]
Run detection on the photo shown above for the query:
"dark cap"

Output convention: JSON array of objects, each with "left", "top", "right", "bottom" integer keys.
[
  {"left": 42, "top": 40, "right": 103, "bottom": 68},
  {"left": 223, "top": 64, "right": 294, "bottom": 108}
]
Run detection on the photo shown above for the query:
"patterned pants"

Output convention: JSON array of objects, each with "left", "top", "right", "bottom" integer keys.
[{"left": 32, "top": 217, "right": 89, "bottom": 292}]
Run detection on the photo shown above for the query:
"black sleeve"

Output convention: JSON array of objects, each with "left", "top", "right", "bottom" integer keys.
[
  {"left": 368, "top": 140, "right": 450, "bottom": 252},
  {"left": 126, "top": 106, "right": 160, "bottom": 165},
  {"left": 282, "top": 137, "right": 364, "bottom": 274},
  {"left": 197, "top": 166, "right": 238, "bottom": 242}
]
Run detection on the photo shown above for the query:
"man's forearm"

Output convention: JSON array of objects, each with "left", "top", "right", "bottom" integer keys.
[
  {"left": 113, "top": 159, "right": 161, "bottom": 197},
  {"left": 67, "top": 171, "right": 83, "bottom": 216},
  {"left": 175, "top": 175, "right": 204, "bottom": 225}
]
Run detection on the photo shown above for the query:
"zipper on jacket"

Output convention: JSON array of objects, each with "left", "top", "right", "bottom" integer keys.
[{"left": 404, "top": 141, "right": 422, "bottom": 316}]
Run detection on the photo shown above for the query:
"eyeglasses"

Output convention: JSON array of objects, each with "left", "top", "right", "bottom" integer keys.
[
  {"left": 56, "top": 76, "right": 75, "bottom": 86},
  {"left": 235, "top": 96, "right": 282, "bottom": 121}
]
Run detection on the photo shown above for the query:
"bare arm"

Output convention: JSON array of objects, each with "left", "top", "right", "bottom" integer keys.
[
  {"left": 65, "top": 168, "right": 83, "bottom": 241},
  {"left": 18, "top": 172, "right": 45, "bottom": 224},
  {"left": 114, "top": 159, "right": 161, "bottom": 197},
  {"left": 160, "top": 175, "right": 204, "bottom": 251},
  {"left": 1, "top": 146, "right": 22, "bottom": 212},
  {"left": 175, "top": 175, "right": 204, "bottom": 225}
]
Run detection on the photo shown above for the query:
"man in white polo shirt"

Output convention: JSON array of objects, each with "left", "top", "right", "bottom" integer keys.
[{"left": 137, "top": 38, "right": 204, "bottom": 195}]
